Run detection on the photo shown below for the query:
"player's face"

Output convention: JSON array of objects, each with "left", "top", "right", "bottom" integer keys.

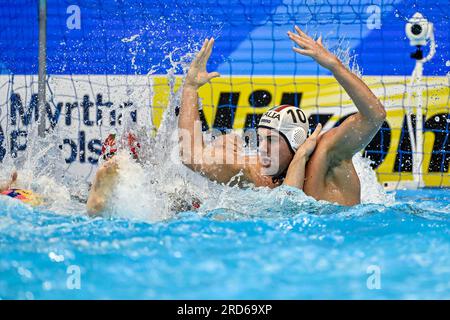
[{"left": 257, "top": 128, "right": 293, "bottom": 176}]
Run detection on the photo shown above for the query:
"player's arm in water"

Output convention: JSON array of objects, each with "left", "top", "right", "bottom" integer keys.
[
  {"left": 283, "top": 124, "right": 322, "bottom": 189},
  {"left": 288, "top": 27, "right": 386, "bottom": 162},
  {"left": 0, "top": 171, "right": 17, "bottom": 193},
  {"left": 179, "top": 38, "right": 275, "bottom": 187},
  {"left": 86, "top": 158, "right": 119, "bottom": 216}
]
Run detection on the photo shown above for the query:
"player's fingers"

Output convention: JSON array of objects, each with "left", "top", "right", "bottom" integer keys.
[
  {"left": 294, "top": 25, "right": 310, "bottom": 40},
  {"left": 203, "top": 38, "right": 215, "bottom": 64},
  {"left": 195, "top": 39, "right": 209, "bottom": 64},
  {"left": 201, "top": 38, "right": 208, "bottom": 51},
  {"left": 208, "top": 71, "right": 220, "bottom": 80},
  {"left": 292, "top": 47, "right": 313, "bottom": 56},
  {"left": 311, "top": 123, "right": 322, "bottom": 138},
  {"left": 288, "top": 32, "right": 311, "bottom": 48},
  {"left": 317, "top": 35, "right": 323, "bottom": 46}
]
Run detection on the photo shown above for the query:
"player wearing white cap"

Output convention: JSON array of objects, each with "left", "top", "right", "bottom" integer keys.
[{"left": 179, "top": 26, "right": 386, "bottom": 206}]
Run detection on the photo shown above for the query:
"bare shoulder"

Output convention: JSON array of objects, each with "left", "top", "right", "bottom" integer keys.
[
  {"left": 307, "top": 132, "right": 334, "bottom": 170},
  {"left": 304, "top": 128, "right": 347, "bottom": 190},
  {"left": 313, "top": 129, "right": 358, "bottom": 178},
  {"left": 312, "top": 127, "right": 345, "bottom": 168}
]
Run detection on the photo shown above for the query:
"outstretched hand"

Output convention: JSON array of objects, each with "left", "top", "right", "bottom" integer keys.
[
  {"left": 185, "top": 38, "right": 221, "bottom": 89},
  {"left": 288, "top": 26, "right": 341, "bottom": 71}
]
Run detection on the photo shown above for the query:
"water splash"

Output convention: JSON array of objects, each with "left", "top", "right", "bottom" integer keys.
[
  {"left": 353, "top": 154, "right": 395, "bottom": 205},
  {"left": 332, "top": 37, "right": 363, "bottom": 77}
]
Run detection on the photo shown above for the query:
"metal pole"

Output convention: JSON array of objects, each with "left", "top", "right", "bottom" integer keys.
[
  {"left": 415, "top": 61, "right": 424, "bottom": 188},
  {"left": 38, "top": 0, "right": 47, "bottom": 137}
]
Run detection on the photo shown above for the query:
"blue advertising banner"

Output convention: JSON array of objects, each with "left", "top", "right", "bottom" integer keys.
[{"left": 0, "top": 0, "right": 449, "bottom": 76}]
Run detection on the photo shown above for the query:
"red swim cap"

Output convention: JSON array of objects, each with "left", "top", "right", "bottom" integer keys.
[
  {"left": 126, "top": 132, "right": 141, "bottom": 160},
  {"left": 101, "top": 134, "right": 118, "bottom": 160},
  {"left": 100, "top": 132, "right": 141, "bottom": 161}
]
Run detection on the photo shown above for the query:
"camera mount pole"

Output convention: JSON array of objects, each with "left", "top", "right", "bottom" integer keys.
[
  {"left": 413, "top": 60, "right": 424, "bottom": 188},
  {"left": 409, "top": 24, "right": 435, "bottom": 188}
]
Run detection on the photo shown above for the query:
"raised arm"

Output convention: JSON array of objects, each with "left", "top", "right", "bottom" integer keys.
[
  {"left": 179, "top": 39, "right": 252, "bottom": 185},
  {"left": 86, "top": 159, "right": 118, "bottom": 216},
  {"left": 179, "top": 38, "right": 219, "bottom": 167},
  {"left": 288, "top": 27, "right": 386, "bottom": 163},
  {"left": 179, "top": 38, "right": 279, "bottom": 188}
]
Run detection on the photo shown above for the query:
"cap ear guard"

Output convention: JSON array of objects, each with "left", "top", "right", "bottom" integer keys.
[
  {"left": 258, "top": 105, "right": 309, "bottom": 153},
  {"left": 290, "top": 127, "right": 308, "bottom": 151}
]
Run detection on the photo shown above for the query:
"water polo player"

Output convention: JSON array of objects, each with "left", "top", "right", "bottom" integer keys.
[
  {"left": 178, "top": 26, "right": 386, "bottom": 206},
  {"left": 86, "top": 132, "right": 141, "bottom": 215}
]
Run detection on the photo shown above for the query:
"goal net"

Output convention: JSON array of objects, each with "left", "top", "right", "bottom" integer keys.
[{"left": 0, "top": 0, "right": 449, "bottom": 188}]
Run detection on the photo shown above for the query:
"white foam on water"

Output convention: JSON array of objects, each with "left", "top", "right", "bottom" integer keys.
[{"left": 353, "top": 154, "right": 395, "bottom": 205}]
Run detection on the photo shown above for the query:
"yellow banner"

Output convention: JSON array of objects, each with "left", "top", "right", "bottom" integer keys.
[{"left": 152, "top": 76, "right": 450, "bottom": 187}]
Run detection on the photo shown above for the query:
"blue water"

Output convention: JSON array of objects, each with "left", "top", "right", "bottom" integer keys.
[{"left": 0, "top": 188, "right": 449, "bottom": 299}]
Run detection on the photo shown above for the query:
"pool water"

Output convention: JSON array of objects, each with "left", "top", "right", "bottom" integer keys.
[{"left": 1, "top": 187, "right": 449, "bottom": 299}]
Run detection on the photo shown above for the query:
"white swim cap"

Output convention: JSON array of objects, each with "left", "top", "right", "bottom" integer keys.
[{"left": 258, "top": 105, "right": 309, "bottom": 153}]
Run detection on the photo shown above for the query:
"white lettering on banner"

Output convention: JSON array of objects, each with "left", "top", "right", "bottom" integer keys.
[
  {"left": 66, "top": 5, "right": 82, "bottom": 30},
  {"left": 366, "top": 5, "right": 382, "bottom": 30},
  {"left": 0, "top": 75, "right": 153, "bottom": 179}
]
